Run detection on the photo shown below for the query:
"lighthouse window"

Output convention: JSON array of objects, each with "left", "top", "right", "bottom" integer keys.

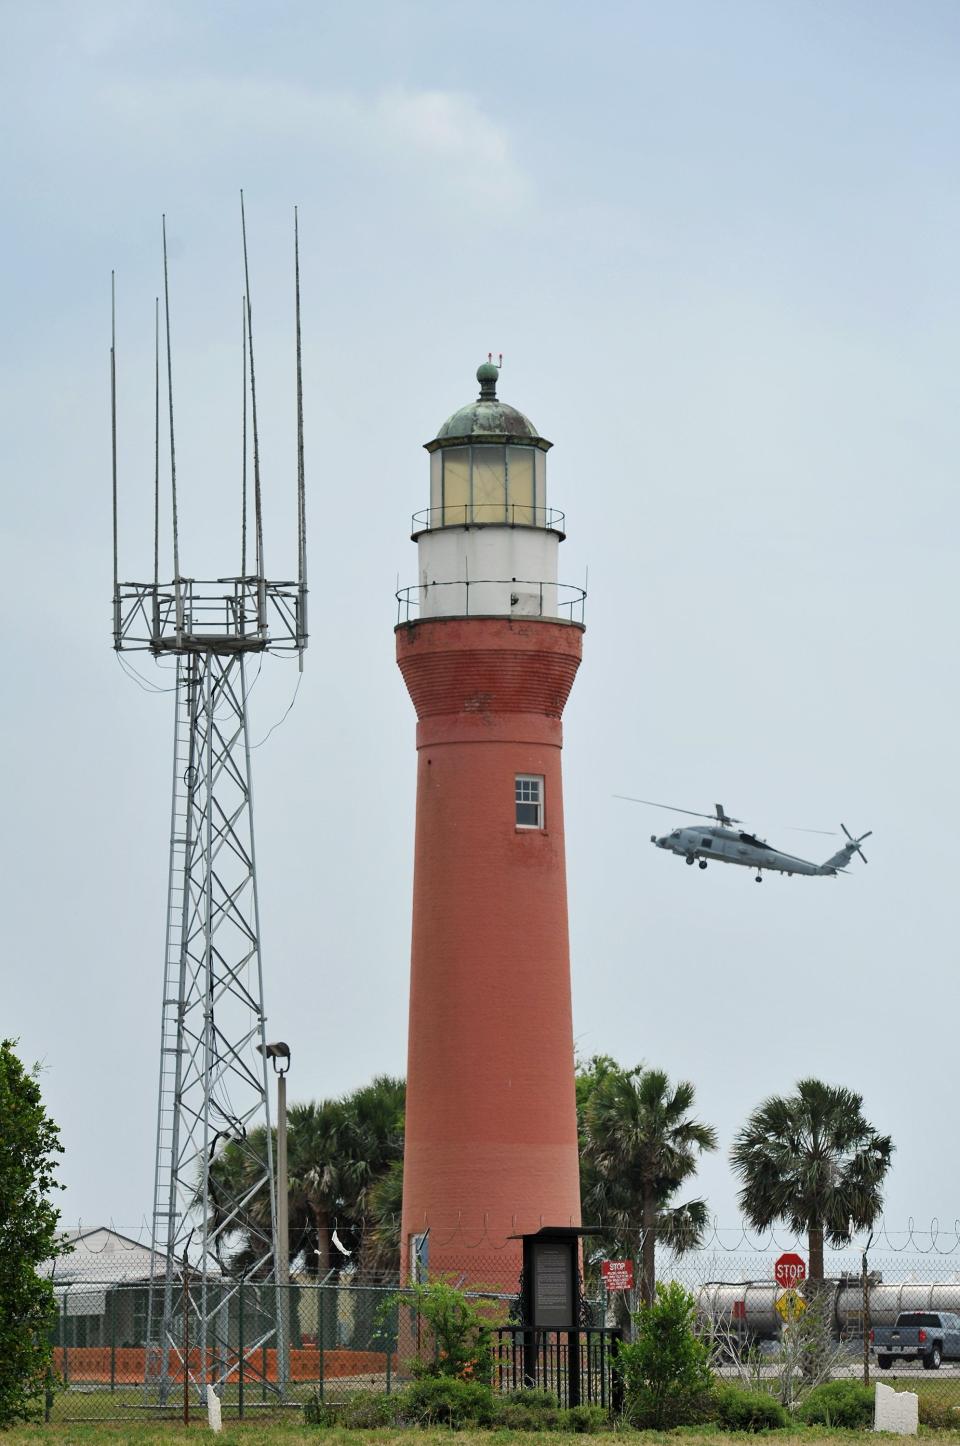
[
  {"left": 441, "top": 448, "right": 470, "bottom": 525},
  {"left": 474, "top": 446, "right": 507, "bottom": 522},
  {"left": 507, "top": 447, "right": 535, "bottom": 524},
  {"left": 516, "top": 774, "right": 544, "bottom": 829}
]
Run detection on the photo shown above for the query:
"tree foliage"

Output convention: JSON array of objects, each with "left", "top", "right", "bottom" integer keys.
[
  {"left": 579, "top": 1057, "right": 717, "bottom": 1305},
  {"left": 208, "top": 1074, "right": 404, "bottom": 1277},
  {"left": 0, "top": 1040, "right": 64, "bottom": 1425},
  {"left": 730, "top": 1077, "right": 893, "bottom": 1280}
]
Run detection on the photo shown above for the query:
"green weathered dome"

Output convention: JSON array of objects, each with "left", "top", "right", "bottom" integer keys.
[{"left": 425, "top": 361, "right": 551, "bottom": 451}]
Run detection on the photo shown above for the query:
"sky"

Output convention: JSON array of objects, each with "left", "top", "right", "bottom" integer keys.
[{"left": 3, "top": 0, "right": 959, "bottom": 1247}]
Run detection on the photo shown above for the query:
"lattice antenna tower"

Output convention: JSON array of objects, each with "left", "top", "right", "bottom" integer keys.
[{"left": 111, "top": 199, "right": 308, "bottom": 1401}]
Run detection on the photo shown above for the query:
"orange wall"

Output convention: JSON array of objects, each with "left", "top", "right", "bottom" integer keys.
[
  {"left": 397, "top": 617, "right": 584, "bottom": 1281},
  {"left": 52, "top": 1347, "right": 398, "bottom": 1384}
]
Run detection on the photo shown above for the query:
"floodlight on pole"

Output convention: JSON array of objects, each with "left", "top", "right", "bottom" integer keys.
[
  {"left": 258, "top": 1039, "right": 291, "bottom": 1392},
  {"left": 258, "top": 1042, "right": 291, "bottom": 1075}
]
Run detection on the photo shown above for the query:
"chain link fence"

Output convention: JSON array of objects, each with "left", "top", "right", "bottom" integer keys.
[{"left": 42, "top": 1227, "right": 960, "bottom": 1422}]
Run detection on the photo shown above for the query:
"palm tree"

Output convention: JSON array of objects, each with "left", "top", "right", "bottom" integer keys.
[
  {"left": 581, "top": 1061, "right": 718, "bottom": 1305},
  {"left": 730, "top": 1078, "right": 894, "bottom": 1281},
  {"left": 206, "top": 1076, "right": 406, "bottom": 1278}
]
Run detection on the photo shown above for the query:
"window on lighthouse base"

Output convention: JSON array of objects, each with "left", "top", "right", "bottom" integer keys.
[{"left": 516, "top": 775, "right": 544, "bottom": 829}]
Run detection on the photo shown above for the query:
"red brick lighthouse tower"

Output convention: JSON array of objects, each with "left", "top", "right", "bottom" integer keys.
[{"left": 396, "top": 361, "right": 584, "bottom": 1283}]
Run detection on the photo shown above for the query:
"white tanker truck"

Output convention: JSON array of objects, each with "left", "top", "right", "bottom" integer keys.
[{"left": 697, "top": 1279, "right": 960, "bottom": 1343}]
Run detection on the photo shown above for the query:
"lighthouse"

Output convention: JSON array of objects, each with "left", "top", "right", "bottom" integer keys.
[{"left": 396, "top": 361, "right": 584, "bottom": 1284}]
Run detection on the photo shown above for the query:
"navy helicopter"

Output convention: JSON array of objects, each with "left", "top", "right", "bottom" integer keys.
[{"left": 615, "top": 798, "right": 872, "bottom": 883}]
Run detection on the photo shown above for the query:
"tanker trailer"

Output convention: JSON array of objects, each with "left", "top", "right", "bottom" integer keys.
[{"left": 697, "top": 1280, "right": 960, "bottom": 1344}]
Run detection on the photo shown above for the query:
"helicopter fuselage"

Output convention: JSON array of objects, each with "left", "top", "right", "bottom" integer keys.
[{"left": 651, "top": 825, "right": 840, "bottom": 877}]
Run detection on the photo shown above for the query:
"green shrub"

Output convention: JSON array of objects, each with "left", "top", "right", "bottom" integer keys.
[
  {"left": 400, "top": 1375, "right": 498, "bottom": 1426},
  {"left": 502, "top": 1387, "right": 559, "bottom": 1408},
  {"left": 563, "top": 1403, "right": 608, "bottom": 1432},
  {"left": 795, "top": 1378, "right": 874, "bottom": 1428},
  {"left": 714, "top": 1384, "right": 789, "bottom": 1431},
  {"left": 918, "top": 1397, "right": 960, "bottom": 1430},
  {"left": 494, "top": 1402, "right": 565, "bottom": 1431},
  {"left": 619, "top": 1280, "right": 715, "bottom": 1429},
  {"left": 303, "top": 1391, "right": 397, "bottom": 1428},
  {"left": 382, "top": 1278, "right": 499, "bottom": 1382}
]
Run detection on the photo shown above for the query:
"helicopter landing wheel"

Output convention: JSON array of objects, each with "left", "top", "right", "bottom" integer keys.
[
  {"left": 698, "top": 860, "right": 708, "bottom": 870},
  {"left": 755, "top": 873, "right": 763, "bottom": 883},
  {"left": 685, "top": 855, "right": 695, "bottom": 865}
]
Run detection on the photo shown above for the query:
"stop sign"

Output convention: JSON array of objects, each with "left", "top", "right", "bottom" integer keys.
[{"left": 774, "top": 1252, "right": 806, "bottom": 1289}]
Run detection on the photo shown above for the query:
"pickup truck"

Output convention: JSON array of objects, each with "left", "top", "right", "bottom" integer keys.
[{"left": 871, "top": 1312, "right": 960, "bottom": 1370}]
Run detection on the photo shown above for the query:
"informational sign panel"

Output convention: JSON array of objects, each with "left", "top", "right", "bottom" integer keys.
[
  {"left": 532, "top": 1240, "right": 575, "bottom": 1330},
  {"left": 774, "top": 1252, "right": 806, "bottom": 1289},
  {"left": 600, "top": 1260, "right": 634, "bottom": 1291}
]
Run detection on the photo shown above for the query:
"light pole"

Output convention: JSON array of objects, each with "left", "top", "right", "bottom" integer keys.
[{"left": 258, "top": 1041, "right": 290, "bottom": 1394}]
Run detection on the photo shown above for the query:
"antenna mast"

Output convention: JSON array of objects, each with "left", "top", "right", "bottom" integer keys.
[{"left": 114, "top": 205, "right": 308, "bottom": 1409}]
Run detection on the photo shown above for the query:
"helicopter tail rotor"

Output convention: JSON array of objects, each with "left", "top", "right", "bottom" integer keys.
[{"left": 841, "top": 822, "right": 872, "bottom": 865}]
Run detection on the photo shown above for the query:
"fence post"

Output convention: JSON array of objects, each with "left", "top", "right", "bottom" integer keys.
[
  {"left": 182, "top": 1267, "right": 190, "bottom": 1427},
  {"left": 109, "top": 1288, "right": 117, "bottom": 1392},
  {"left": 610, "top": 1329, "right": 624, "bottom": 1416},
  {"left": 385, "top": 1295, "right": 392, "bottom": 1395},
  {"left": 238, "top": 1278, "right": 245, "bottom": 1421},
  {"left": 62, "top": 1290, "right": 69, "bottom": 1386},
  {"left": 862, "top": 1233, "right": 873, "bottom": 1388},
  {"left": 317, "top": 1285, "right": 325, "bottom": 1401}
]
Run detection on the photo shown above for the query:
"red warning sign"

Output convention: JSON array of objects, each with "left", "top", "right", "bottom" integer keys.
[{"left": 601, "top": 1259, "right": 635, "bottom": 1291}]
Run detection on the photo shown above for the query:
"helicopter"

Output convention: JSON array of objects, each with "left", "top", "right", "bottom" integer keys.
[{"left": 615, "top": 798, "right": 872, "bottom": 883}]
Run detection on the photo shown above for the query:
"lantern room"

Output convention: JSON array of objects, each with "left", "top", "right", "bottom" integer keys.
[
  {"left": 402, "top": 361, "right": 583, "bottom": 624},
  {"left": 420, "top": 360, "right": 553, "bottom": 531}
]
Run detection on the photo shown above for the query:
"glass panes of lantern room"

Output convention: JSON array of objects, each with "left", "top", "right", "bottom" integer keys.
[{"left": 429, "top": 445, "right": 546, "bottom": 527}]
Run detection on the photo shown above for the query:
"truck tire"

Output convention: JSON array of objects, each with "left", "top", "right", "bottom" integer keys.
[
  {"left": 923, "top": 1344, "right": 943, "bottom": 1370},
  {"left": 877, "top": 1355, "right": 892, "bottom": 1369}
]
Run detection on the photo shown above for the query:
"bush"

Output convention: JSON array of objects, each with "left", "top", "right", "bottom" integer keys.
[
  {"left": 619, "top": 1280, "right": 715, "bottom": 1429},
  {"left": 383, "top": 1278, "right": 500, "bottom": 1382},
  {"left": 495, "top": 1401, "right": 565, "bottom": 1431},
  {"left": 714, "top": 1384, "right": 789, "bottom": 1431},
  {"left": 795, "top": 1378, "right": 874, "bottom": 1428},
  {"left": 304, "top": 1391, "right": 398, "bottom": 1428},
  {"left": 564, "top": 1403, "right": 608, "bottom": 1432},
  {"left": 400, "top": 1375, "right": 498, "bottom": 1426},
  {"left": 918, "top": 1397, "right": 960, "bottom": 1430},
  {"left": 502, "top": 1387, "right": 559, "bottom": 1408}
]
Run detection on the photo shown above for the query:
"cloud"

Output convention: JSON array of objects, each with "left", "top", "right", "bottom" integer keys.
[{"left": 100, "top": 77, "right": 529, "bottom": 209}]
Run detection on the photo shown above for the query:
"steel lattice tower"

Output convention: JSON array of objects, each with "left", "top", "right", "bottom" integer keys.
[{"left": 111, "top": 204, "right": 307, "bottom": 1402}]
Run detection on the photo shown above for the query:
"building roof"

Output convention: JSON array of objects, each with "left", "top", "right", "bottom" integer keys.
[{"left": 44, "top": 1226, "right": 183, "bottom": 1284}]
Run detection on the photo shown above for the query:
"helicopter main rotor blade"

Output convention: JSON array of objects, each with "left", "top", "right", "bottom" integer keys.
[
  {"left": 786, "top": 827, "right": 838, "bottom": 836},
  {"left": 612, "top": 796, "right": 740, "bottom": 824}
]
